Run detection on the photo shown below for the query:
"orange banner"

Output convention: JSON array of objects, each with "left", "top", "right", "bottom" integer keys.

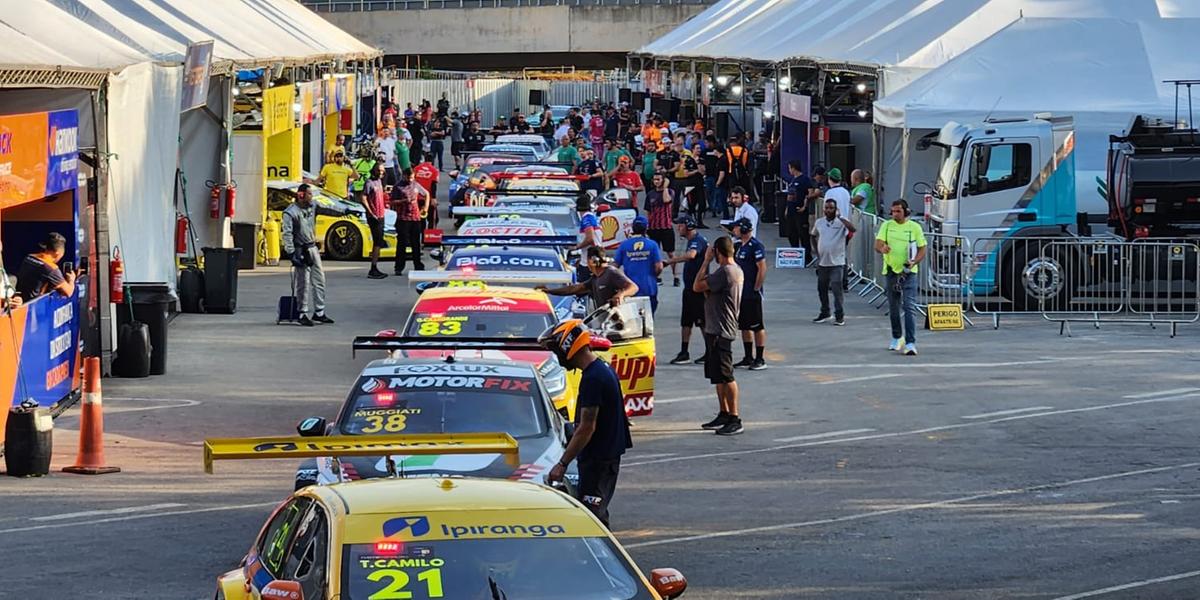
[{"left": 0, "top": 112, "right": 49, "bottom": 210}]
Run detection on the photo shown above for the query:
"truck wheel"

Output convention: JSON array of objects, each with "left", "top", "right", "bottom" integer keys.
[
  {"left": 1004, "top": 242, "right": 1072, "bottom": 311},
  {"left": 324, "top": 222, "right": 363, "bottom": 261}
]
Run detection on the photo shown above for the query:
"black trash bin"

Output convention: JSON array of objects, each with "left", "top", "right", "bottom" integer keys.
[
  {"left": 116, "top": 282, "right": 175, "bottom": 376},
  {"left": 5, "top": 407, "right": 52, "bottom": 477},
  {"left": 231, "top": 223, "right": 258, "bottom": 270},
  {"left": 203, "top": 247, "right": 242, "bottom": 314}
]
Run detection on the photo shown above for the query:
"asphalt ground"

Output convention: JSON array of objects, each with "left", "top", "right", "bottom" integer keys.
[{"left": 2, "top": 207, "right": 1200, "bottom": 598}]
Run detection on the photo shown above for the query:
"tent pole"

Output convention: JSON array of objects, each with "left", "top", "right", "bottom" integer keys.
[
  {"left": 739, "top": 64, "right": 747, "bottom": 133},
  {"left": 900, "top": 128, "right": 911, "bottom": 204},
  {"left": 817, "top": 67, "right": 826, "bottom": 168},
  {"left": 91, "top": 85, "right": 113, "bottom": 374}
]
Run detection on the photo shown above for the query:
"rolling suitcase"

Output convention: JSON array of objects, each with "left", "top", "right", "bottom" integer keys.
[{"left": 276, "top": 276, "right": 301, "bottom": 324}]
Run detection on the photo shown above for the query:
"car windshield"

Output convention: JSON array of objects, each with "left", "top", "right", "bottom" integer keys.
[
  {"left": 935, "top": 144, "right": 963, "bottom": 199},
  {"left": 340, "top": 383, "right": 545, "bottom": 438},
  {"left": 341, "top": 538, "right": 653, "bottom": 600},
  {"left": 405, "top": 310, "right": 554, "bottom": 339}
]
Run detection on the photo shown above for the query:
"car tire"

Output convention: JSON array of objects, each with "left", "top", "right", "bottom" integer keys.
[{"left": 324, "top": 221, "right": 363, "bottom": 261}]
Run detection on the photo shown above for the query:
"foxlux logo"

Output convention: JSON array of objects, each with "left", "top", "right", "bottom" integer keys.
[{"left": 442, "top": 523, "right": 567, "bottom": 539}]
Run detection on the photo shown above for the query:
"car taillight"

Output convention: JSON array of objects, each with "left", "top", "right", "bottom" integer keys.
[
  {"left": 375, "top": 541, "right": 403, "bottom": 554},
  {"left": 373, "top": 392, "right": 396, "bottom": 405},
  {"left": 1134, "top": 225, "right": 1151, "bottom": 238}
]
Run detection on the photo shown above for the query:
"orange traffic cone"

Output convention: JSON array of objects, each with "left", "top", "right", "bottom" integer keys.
[{"left": 62, "top": 357, "right": 120, "bottom": 475}]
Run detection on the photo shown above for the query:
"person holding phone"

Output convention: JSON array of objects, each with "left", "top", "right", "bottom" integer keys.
[{"left": 15, "top": 232, "right": 75, "bottom": 301}]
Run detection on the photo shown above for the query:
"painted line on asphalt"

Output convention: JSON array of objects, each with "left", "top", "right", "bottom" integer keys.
[
  {"left": 623, "top": 392, "right": 1200, "bottom": 468},
  {"left": 1051, "top": 569, "right": 1200, "bottom": 599},
  {"left": 0, "top": 502, "right": 278, "bottom": 536},
  {"left": 961, "top": 407, "right": 1054, "bottom": 420},
  {"left": 31, "top": 503, "right": 187, "bottom": 522},
  {"left": 624, "top": 461, "right": 1200, "bottom": 549},
  {"left": 1123, "top": 388, "right": 1200, "bottom": 399},
  {"left": 779, "top": 357, "right": 1082, "bottom": 369},
  {"left": 655, "top": 394, "right": 713, "bottom": 405},
  {"left": 774, "top": 429, "right": 877, "bottom": 443},
  {"left": 817, "top": 374, "right": 901, "bottom": 385}
]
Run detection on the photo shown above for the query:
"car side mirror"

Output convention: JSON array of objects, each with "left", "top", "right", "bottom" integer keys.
[
  {"left": 297, "top": 417, "right": 327, "bottom": 437},
  {"left": 649, "top": 568, "right": 687, "bottom": 598},
  {"left": 415, "top": 281, "right": 436, "bottom": 294}
]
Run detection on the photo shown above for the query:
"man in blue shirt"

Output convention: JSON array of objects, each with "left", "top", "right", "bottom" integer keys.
[
  {"left": 785, "top": 160, "right": 812, "bottom": 253},
  {"left": 665, "top": 215, "right": 709, "bottom": 364},
  {"left": 614, "top": 216, "right": 663, "bottom": 313},
  {"left": 732, "top": 217, "right": 768, "bottom": 370},
  {"left": 542, "top": 319, "right": 632, "bottom": 527}
]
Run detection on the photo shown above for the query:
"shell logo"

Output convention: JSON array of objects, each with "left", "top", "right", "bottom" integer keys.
[{"left": 600, "top": 215, "right": 620, "bottom": 241}]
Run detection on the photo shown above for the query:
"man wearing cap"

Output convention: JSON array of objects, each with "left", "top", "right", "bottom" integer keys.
[
  {"left": 824, "top": 168, "right": 852, "bottom": 287},
  {"left": 542, "top": 319, "right": 631, "bottom": 527},
  {"left": 315, "top": 149, "right": 357, "bottom": 200},
  {"left": 540, "top": 246, "right": 638, "bottom": 310},
  {"left": 608, "top": 156, "right": 643, "bottom": 210},
  {"left": 666, "top": 215, "right": 708, "bottom": 364},
  {"left": 614, "top": 216, "right": 663, "bottom": 313},
  {"left": 732, "top": 217, "right": 768, "bottom": 370}
]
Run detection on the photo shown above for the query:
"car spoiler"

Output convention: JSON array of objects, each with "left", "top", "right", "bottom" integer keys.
[
  {"left": 453, "top": 205, "right": 574, "bottom": 216},
  {"left": 351, "top": 335, "right": 548, "bottom": 357},
  {"left": 405, "top": 269, "right": 572, "bottom": 289},
  {"left": 203, "top": 432, "right": 519, "bottom": 473},
  {"left": 440, "top": 234, "right": 577, "bottom": 247}
]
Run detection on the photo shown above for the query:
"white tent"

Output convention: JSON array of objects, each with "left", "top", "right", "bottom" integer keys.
[
  {"left": 873, "top": 17, "right": 1197, "bottom": 216},
  {"left": 639, "top": 0, "right": 1182, "bottom": 70}
]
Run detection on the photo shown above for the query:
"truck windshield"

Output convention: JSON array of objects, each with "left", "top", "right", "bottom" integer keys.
[{"left": 935, "top": 145, "right": 963, "bottom": 199}]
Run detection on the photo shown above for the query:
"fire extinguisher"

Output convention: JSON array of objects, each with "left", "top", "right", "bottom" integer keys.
[
  {"left": 224, "top": 181, "right": 238, "bottom": 220},
  {"left": 175, "top": 215, "right": 190, "bottom": 255},
  {"left": 110, "top": 247, "right": 125, "bottom": 304},
  {"left": 208, "top": 180, "right": 222, "bottom": 219},
  {"left": 923, "top": 192, "right": 933, "bottom": 223}
]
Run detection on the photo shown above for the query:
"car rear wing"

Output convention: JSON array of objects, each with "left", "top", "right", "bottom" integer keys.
[
  {"left": 352, "top": 335, "right": 548, "bottom": 357},
  {"left": 203, "top": 432, "right": 519, "bottom": 473},
  {"left": 453, "top": 206, "right": 575, "bottom": 217},
  {"left": 440, "top": 234, "right": 577, "bottom": 248},
  {"left": 406, "top": 270, "right": 572, "bottom": 285}
]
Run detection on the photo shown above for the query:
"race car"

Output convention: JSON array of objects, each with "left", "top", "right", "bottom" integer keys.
[
  {"left": 205, "top": 464, "right": 688, "bottom": 599},
  {"left": 393, "top": 284, "right": 657, "bottom": 418},
  {"left": 266, "top": 180, "right": 398, "bottom": 261},
  {"left": 430, "top": 236, "right": 582, "bottom": 320},
  {"left": 393, "top": 286, "right": 575, "bottom": 416},
  {"left": 494, "top": 133, "right": 553, "bottom": 160},
  {"left": 455, "top": 201, "right": 639, "bottom": 251},
  {"left": 287, "top": 346, "right": 579, "bottom": 491}
]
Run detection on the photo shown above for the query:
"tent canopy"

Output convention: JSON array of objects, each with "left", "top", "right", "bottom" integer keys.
[
  {"left": 0, "top": 0, "right": 379, "bottom": 86},
  {"left": 637, "top": 0, "right": 1190, "bottom": 71},
  {"left": 873, "top": 18, "right": 1196, "bottom": 130}
]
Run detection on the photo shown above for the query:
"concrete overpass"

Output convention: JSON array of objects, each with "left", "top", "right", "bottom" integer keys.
[{"left": 303, "top": 0, "right": 711, "bottom": 69}]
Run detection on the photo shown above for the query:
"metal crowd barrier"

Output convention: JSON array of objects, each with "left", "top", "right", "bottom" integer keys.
[
  {"left": 1042, "top": 239, "right": 1200, "bottom": 337},
  {"left": 920, "top": 232, "right": 970, "bottom": 320},
  {"left": 847, "top": 209, "right": 888, "bottom": 309}
]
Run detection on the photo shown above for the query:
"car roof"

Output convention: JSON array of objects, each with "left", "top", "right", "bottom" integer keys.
[
  {"left": 496, "top": 134, "right": 547, "bottom": 143},
  {"left": 483, "top": 144, "right": 537, "bottom": 153},
  {"left": 310, "top": 479, "right": 610, "bottom": 542}
]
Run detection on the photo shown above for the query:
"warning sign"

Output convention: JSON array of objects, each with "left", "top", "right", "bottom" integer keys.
[{"left": 926, "top": 304, "right": 964, "bottom": 330}]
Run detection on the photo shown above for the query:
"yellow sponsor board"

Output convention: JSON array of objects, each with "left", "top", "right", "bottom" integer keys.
[
  {"left": 927, "top": 303, "right": 965, "bottom": 330},
  {"left": 566, "top": 338, "right": 655, "bottom": 418},
  {"left": 262, "top": 84, "right": 294, "bottom": 138}
]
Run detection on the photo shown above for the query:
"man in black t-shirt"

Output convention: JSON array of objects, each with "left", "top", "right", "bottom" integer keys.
[
  {"left": 542, "top": 319, "right": 632, "bottom": 527},
  {"left": 574, "top": 149, "right": 605, "bottom": 194},
  {"left": 463, "top": 121, "right": 486, "bottom": 152},
  {"left": 666, "top": 215, "right": 709, "bottom": 365}
]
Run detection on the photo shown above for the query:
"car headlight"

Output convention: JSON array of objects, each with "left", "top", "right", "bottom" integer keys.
[{"left": 539, "top": 360, "right": 567, "bottom": 397}]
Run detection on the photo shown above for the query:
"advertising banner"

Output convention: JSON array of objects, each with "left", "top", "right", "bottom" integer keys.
[
  {"left": 779, "top": 92, "right": 812, "bottom": 177},
  {"left": 181, "top": 41, "right": 214, "bottom": 112},
  {"left": 299, "top": 82, "right": 317, "bottom": 126},
  {"left": 0, "top": 110, "right": 79, "bottom": 210},
  {"left": 263, "top": 85, "right": 295, "bottom": 138}
]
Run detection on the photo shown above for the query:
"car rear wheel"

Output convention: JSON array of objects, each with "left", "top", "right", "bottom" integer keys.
[{"left": 324, "top": 221, "right": 363, "bottom": 261}]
